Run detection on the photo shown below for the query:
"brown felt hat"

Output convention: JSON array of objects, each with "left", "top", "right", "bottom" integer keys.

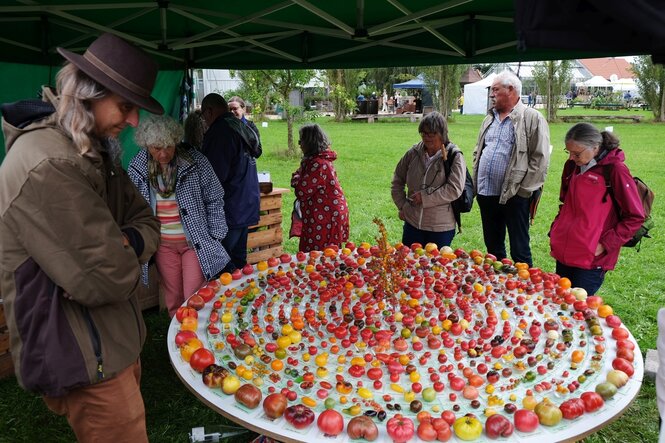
[{"left": 57, "top": 33, "right": 164, "bottom": 115}]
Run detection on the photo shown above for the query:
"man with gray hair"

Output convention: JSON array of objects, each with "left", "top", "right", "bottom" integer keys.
[
  {"left": 472, "top": 71, "right": 550, "bottom": 266},
  {"left": 0, "top": 33, "right": 161, "bottom": 442}
]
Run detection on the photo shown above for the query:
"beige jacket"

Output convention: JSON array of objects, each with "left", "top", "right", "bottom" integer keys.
[
  {"left": 472, "top": 101, "right": 550, "bottom": 204},
  {"left": 391, "top": 142, "right": 466, "bottom": 232}
]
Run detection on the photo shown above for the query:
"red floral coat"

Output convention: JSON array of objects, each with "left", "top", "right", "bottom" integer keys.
[{"left": 291, "top": 150, "right": 349, "bottom": 252}]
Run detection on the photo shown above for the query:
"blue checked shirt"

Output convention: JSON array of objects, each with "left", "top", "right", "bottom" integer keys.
[{"left": 476, "top": 109, "right": 515, "bottom": 196}]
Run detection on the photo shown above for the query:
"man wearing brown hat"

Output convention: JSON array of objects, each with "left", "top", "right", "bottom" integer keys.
[{"left": 0, "top": 33, "right": 162, "bottom": 442}]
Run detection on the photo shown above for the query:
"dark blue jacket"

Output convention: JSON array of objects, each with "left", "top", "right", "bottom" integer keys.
[{"left": 202, "top": 113, "right": 260, "bottom": 228}]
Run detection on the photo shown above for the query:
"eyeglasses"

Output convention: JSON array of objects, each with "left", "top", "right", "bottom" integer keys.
[
  {"left": 563, "top": 147, "right": 590, "bottom": 159},
  {"left": 148, "top": 145, "right": 176, "bottom": 153},
  {"left": 420, "top": 131, "right": 437, "bottom": 138}
]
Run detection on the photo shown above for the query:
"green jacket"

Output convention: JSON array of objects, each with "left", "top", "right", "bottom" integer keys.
[{"left": 0, "top": 88, "right": 160, "bottom": 396}]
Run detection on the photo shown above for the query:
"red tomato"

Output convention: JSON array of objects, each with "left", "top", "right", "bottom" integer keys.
[
  {"left": 616, "top": 347, "right": 635, "bottom": 362},
  {"left": 197, "top": 287, "right": 215, "bottom": 302},
  {"left": 612, "top": 357, "right": 635, "bottom": 377},
  {"left": 175, "top": 306, "right": 198, "bottom": 323},
  {"left": 580, "top": 391, "right": 604, "bottom": 413},
  {"left": 175, "top": 330, "right": 197, "bottom": 347},
  {"left": 616, "top": 339, "right": 635, "bottom": 350},
  {"left": 416, "top": 421, "right": 438, "bottom": 441},
  {"left": 189, "top": 348, "right": 215, "bottom": 373},
  {"left": 560, "top": 398, "right": 585, "bottom": 420},
  {"left": 611, "top": 328, "right": 629, "bottom": 340},
  {"left": 513, "top": 409, "right": 539, "bottom": 433},
  {"left": 386, "top": 416, "right": 415, "bottom": 443},
  {"left": 317, "top": 409, "right": 344, "bottom": 437}
]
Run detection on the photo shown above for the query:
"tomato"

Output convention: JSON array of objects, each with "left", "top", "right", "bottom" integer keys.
[
  {"left": 346, "top": 416, "right": 378, "bottom": 441},
  {"left": 416, "top": 421, "right": 438, "bottom": 441},
  {"left": 263, "top": 393, "right": 288, "bottom": 419},
  {"left": 606, "top": 369, "right": 629, "bottom": 388},
  {"left": 197, "top": 287, "right": 215, "bottom": 303},
  {"left": 235, "top": 383, "right": 262, "bottom": 409},
  {"left": 180, "top": 316, "right": 198, "bottom": 332},
  {"left": 190, "top": 348, "right": 215, "bottom": 372},
  {"left": 176, "top": 306, "right": 198, "bottom": 323},
  {"left": 616, "top": 347, "right": 635, "bottom": 362},
  {"left": 175, "top": 330, "right": 197, "bottom": 347},
  {"left": 611, "top": 328, "right": 629, "bottom": 340},
  {"left": 386, "top": 415, "right": 415, "bottom": 443},
  {"left": 559, "top": 398, "right": 585, "bottom": 420},
  {"left": 202, "top": 364, "right": 228, "bottom": 388},
  {"left": 317, "top": 409, "right": 344, "bottom": 437},
  {"left": 186, "top": 294, "right": 205, "bottom": 310},
  {"left": 441, "top": 410, "right": 456, "bottom": 426},
  {"left": 453, "top": 415, "right": 483, "bottom": 441},
  {"left": 580, "top": 391, "right": 604, "bottom": 413},
  {"left": 284, "top": 404, "right": 315, "bottom": 429},
  {"left": 179, "top": 337, "right": 203, "bottom": 362},
  {"left": 616, "top": 339, "right": 636, "bottom": 350},
  {"left": 513, "top": 409, "right": 539, "bottom": 433},
  {"left": 612, "top": 357, "right": 635, "bottom": 377},
  {"left": 534, "top": 398, "right": 562, "bottom": 426},
  {"left": 484, "top": 414, "right": 514, "bottom": 439}
]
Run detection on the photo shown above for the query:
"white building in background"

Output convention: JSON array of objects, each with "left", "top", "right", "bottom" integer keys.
[{"left": 192, "top": 69, "right": 242, "bottom": 109}]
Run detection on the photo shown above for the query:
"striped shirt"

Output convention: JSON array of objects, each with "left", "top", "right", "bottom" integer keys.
[
  {"left": 155, "top": 193, "right": 186, "bottom": 244},
  {"left": 477, "top": 110, "right": 515, "bottom": 196}
]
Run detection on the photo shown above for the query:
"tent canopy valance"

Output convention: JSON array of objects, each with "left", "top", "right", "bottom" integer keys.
[{"left": 0, "top": 1, "right": 650, "bottom": 71}]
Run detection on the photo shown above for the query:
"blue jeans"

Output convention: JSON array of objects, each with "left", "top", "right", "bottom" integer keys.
[
  {"left": 477, "top": 194, "right": 532, "bottom": 266},
  {"left": 556, "top": 261, "right": 606, "bottom": 295},
  {"left": 221, "top": 226, "right": 249, "bottom": 272},
  {"left": 402, "top": 221, "right": 455, "bottom": 249}
]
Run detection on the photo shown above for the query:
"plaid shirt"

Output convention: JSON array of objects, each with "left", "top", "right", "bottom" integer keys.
[{"left": 476, "top": 109, "right": 515, "bottom": 196}]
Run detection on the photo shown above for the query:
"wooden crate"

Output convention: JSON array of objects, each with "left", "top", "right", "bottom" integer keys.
[{"left": 247, "top": 188, "right": 289, "bottom": 264}]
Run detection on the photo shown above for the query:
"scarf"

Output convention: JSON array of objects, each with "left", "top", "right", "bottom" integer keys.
[{"left": 148, "top": 154, "right": 178, "bottom": 198}]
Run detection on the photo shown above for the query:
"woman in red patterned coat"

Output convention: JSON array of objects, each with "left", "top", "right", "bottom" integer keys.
[{"left": 291, "top": 124, "right": 350, "bottom": 252}]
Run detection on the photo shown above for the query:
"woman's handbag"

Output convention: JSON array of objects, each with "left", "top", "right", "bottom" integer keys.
[{"left": 289, "top": 200, "right": 302, "bottom": 238}]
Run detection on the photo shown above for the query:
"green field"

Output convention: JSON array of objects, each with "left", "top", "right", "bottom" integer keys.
[{"left": 1, "top": 109, "right": 663, "bottom": 442}]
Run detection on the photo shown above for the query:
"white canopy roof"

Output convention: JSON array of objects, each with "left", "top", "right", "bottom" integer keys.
[
  {"left": 576, "top": 75, "right": 612, "bottom": 88},
  {"left": 462, "top": 73, "right": 498, "bottom": 115}
]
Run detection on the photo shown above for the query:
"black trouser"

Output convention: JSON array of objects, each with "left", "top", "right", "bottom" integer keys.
[{"left": 477, "top": 194, "right": 532, "bottom": 266}]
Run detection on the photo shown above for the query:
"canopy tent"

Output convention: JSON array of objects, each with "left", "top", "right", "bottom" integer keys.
[
  {"left": 462, "top": 73, "right": 497, "bottom": 115},
  {"left": 576, "top": 75, "right": 612, "bottom": 88},
  {"left": 610, "top": 77, "right": 639, "bottom": 96},
  {"left": 393, "top": 77, "right": 426, "bottom": 90},
  {"left": 0, "top": 1, "right": 651, "bottom": 71}
]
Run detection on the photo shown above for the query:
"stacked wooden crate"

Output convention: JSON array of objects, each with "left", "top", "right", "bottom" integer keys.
[{"left": 247, "top": 188, "right": 289, "bottom": 264}]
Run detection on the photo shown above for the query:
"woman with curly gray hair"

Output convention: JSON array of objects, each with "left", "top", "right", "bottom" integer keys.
[
  {"left": 128, "top": 115, "right": 231, "bottom": 317},
  {"left": 291, "top": 124, "right": 349, "bottom": 252}
]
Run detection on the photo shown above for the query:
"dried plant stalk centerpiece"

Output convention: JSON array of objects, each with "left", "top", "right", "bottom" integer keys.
[{"left": 368, "top": 218, "right": 408, "bottom": 306}]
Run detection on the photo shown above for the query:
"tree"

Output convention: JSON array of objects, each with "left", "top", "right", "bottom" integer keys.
[
  {"left": 229, "top": 70, "right": 274, "bottom": 119},
  {"left": 325, "top": 69, "right": 364, "bottom": 122},
  {"left": 421, "top": 65, "right": 466, "bottom": 119},
  {"left": 632, "top": 55, "right": 665, "bottom": 122},
  {"left": 532, "top": 60, "right": 573, "bottom": 122},
  {"left": 235, "top": 69, "right": 314, "bottom": 155}
]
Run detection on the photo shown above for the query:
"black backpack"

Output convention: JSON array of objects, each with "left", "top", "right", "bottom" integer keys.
[
  {"left": 602, "top": 165, "right": 655, "bottom": 250},
  {"left": 443, "top": 145, "right": 474, "bottom": 232}
]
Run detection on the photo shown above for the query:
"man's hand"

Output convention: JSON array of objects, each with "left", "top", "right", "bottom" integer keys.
[
  {"left": 594, "top": 243, "right": 605, "bottom": 256},
  {"left": 410, "top": 191, "right": 423, "bottom": 206}
]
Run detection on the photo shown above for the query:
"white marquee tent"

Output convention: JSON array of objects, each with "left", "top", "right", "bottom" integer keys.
[
  {"left": 462, "top": 73, "right": 497, "bottom": 115},
  {"left": 576, "top": 75, "right": 612, "bottom": 88}
]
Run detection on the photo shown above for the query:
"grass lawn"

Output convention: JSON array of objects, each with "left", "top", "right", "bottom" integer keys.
[{"left": 1, "top": 109, "right": 663, "bottom": 442}]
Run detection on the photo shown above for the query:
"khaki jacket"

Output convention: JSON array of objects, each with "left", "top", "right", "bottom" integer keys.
[
  {"left": 472, "top": 101, "right": 550, "bottom": 204},
  {"left": 392, "top": 142, "right": 466, "bottom": 232},
  {"left": 0, "top": 88, "right": 160, "bottom": 396}
]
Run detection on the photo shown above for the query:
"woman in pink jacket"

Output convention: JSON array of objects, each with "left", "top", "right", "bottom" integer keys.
[{"left": 549, "top": 123, "right": 644, "bottom": 294}]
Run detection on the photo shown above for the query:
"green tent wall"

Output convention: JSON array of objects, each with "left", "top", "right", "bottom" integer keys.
[{"left": 0, "top": 62, "right": 184, "bottom": 166}]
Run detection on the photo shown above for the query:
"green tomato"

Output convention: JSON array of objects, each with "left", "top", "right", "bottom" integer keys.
[
  {"left": 421, "top": 387, "right": 436, "bottom": 402},
  {"left": 324, "top": 398, "right": 336, "bottom": 410}
]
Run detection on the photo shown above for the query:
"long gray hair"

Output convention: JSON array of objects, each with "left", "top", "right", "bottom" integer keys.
[{"left": 55, "top": 63, "right": 107, "bottom": 155}]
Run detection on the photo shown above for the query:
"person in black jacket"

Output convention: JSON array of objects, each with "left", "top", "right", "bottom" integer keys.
[{"left": 201, "top": 93, "right": 260, "bottom": 271}]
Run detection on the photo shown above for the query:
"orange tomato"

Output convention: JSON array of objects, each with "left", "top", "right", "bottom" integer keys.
[
  {"left": 571, "top": 350, "right": 584, "bottom": 363},
  {"left": 597, "top": 304, "right": 614, "bottom": 318},
  {"left": 219, "top": 272, "right": 233, "bottom": 285},
  {"left": 179, "top": 337, "right": 203, "bottom": 362},
  {"left": 180, "top": 316, "right": 198, "bottom": 332},
  {"left": 271, "top": 359, "right": 284, "bottom": 371},
  {"left": 558, "top": 277, "right": 572, "bottom": 289}
]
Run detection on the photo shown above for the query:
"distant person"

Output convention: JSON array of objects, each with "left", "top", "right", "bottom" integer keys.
[
  {"left": 129, "top": 115, "right": 231, "bottom": 317},
  {"left": 357, "top": 93, "right": 365, "bottom": 101},
  {"left": 201, "top": 93, "right": 260, "bottom": 272},
  {"left": 0, "top": 32, "right": 161, "bottom": 442},
  {"left": 392, "top": 112, "right": 466, "bottom": 248},
  {"left": 182, "top": 109, "right": 206, "bottom": 151},
  {"left": 291, "top": 124, "right": 349, "bottom": 252},
  {"left": 382, "top": 89, "right": 388, "bottom": 113},
  {"left": 228, "top": 96, "right": 262, "bottom": 158},
  {"left": 458, "top": 95, "right": 464, "bottom": 114},
  {"left": 530, "top": 91, "right": 537, "bottom": 107},
  {"left": 472, "top": 70, "right": 550, "bottom": 266},
  {"left": 549, "top": 123, "right": 644, "bottom": 294}
]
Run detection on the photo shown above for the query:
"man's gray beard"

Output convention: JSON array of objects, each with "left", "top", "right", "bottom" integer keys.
[{"left": 101, "top": 137, "right": 123, "bottom": 165}]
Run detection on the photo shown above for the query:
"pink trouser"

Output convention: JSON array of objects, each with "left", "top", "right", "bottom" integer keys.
[
  {"left": 43, "top": 360, "right": 147, "bottom": 443},
  {"left": 155, "top": 241, "right": 205, "bottom": 317}
]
